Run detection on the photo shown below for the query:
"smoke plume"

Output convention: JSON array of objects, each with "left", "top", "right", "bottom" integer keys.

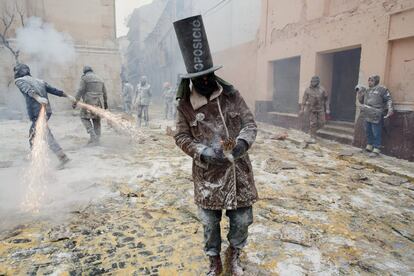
[
  {"left": 15, "top": 17, "right": 76, "bottom": 71},
  {"left": 1, "top": 17, "right": 77, "bottom": 118}
]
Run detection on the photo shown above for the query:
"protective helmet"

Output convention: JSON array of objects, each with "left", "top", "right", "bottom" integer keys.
[
  {"left": 83, "top": 66, "right": 93, "bottom": 74},
  {"left": 13, "top": 63, "right": 31, "bottom": 79},
  {"left": 310, "top": 76, "right": 320, "bottom": 87}
]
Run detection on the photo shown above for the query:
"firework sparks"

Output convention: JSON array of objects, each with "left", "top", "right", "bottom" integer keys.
[{"left": 21, "top": 105, "right": 51, "bottom": 213}]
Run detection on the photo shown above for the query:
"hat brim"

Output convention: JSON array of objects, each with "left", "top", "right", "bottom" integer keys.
[{"left": 180, "top": 65, "right": 223, "bottom": 79}]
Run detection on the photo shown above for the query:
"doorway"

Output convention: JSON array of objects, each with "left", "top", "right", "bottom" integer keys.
[{"left": 330, "top": 48, "right": 361, "bottom": 122}]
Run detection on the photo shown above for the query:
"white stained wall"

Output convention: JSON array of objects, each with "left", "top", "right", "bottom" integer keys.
[{"left": 191, "top": 0, "right": 261, "bottom": 53}]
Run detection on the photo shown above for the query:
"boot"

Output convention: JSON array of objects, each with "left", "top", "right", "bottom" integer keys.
[
  {"left": 87, "top": 138, "right": 99, "bottom": 146},
  {"left": 226, "top": 247, "right": 244, "bottom": 276},
  {"left": 207, "top": 255, "right": 223, "bottom": 276},
  {"left": 87, "top": 133, "right": 99, "bottom": 146},
  {"left": 56, "top": 150, "right": 70, "bottom": 170}
]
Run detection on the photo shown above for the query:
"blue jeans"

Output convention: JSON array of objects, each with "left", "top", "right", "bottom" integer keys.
[
  {"left": 197, "top": 207, "right": 253, "bottom": 256},
  {"left": 365, "top": 120, "right": 382, "bottom": 149}
]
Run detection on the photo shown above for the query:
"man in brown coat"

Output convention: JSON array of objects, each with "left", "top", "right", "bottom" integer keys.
[
  {"left": 300, "top": 76, "right": 330, "bottom": 142},
  {"left": 173, "top": 15, "right": 258, "bottom": 276}
]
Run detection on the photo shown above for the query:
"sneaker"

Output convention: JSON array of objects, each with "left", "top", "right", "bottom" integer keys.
[
  {"left": 365, "top": 145, "right": 373, "bottom": 152},
  {"left": 369, "top": 148, "right": 380, "bottom": 158},
  {"left": 86, "top": 138, "right": 99, "bottom": 147}
]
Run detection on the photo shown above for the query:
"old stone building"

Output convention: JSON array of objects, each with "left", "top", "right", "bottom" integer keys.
[
  {"left": 125, "top": 0, "right": 167, "bottom": 87},
  {"left": 126, "top": 0, "right": 413, "bottom": 160},
  {"left": 0, "top": 0, "right": 122, "bottom": 111},
  {"left": 125, "top": 0, "right": 189, "bottom": 97},
  {"left": 213, "top": 0, "right": 414, "bottom": 161},
  {"left": 125, "top": 0, "right": 260, "bottom": 99}
]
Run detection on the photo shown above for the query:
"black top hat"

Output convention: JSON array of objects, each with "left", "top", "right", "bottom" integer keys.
[{"left": 173, "top": 15, "right": 222, "bottom": 79}]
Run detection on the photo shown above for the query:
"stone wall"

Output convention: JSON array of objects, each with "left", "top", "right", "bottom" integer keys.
[
  {"left": 0, "top": 0, "right": 122, "bottom": 111},
  {"left": 213, "top": 41, "right": 258, "bottom": 110},
  {"left": 210, "top": 0, "right": 414, "bottom": 160}
]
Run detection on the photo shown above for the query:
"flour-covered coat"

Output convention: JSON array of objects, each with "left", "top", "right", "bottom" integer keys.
[{"left": 175, "top": 85, "right": 258, "bottom": 210}]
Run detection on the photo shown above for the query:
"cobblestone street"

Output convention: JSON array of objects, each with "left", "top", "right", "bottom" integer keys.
[{"left": 0, "top": 111, "right": 413, "bottom": 275}]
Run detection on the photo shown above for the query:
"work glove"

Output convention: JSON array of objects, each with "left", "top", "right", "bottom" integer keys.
[
  {"left": 231, "top": 139, "right": 249, "bottom": 160},
  {"left": 355, "top": 84, "right": 366, "bottom": 93},
  {"left": 200, "top": 147, "right": 228, "bottom": 165},
  {"left": 104, "top": 102, "right": 108, "bottom": 110},
  {"left": 34, "top": 95, "right": 48, "bottom": 105},
  {"left": 384, "top": 110, "right": 394, "bottom": 119}
]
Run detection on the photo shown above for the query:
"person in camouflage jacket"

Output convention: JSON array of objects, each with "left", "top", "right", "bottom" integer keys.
[
  {"left": 73, "top": 66, "right": 108, "bottom": 145},
  {"left": 300, "top": 76, "right": 330, "bottom": 142}
]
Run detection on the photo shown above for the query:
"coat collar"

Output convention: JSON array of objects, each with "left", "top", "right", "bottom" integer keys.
[{"left": 190, "top": 83, "right": 223, "bottom": 110}]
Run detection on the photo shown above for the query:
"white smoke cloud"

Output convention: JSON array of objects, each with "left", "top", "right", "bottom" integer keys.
[
  {"left": 0, "top": 17, "right": 77, "bottom": 118},
  {"left": 15, "top": 17, "right": 76, "bottom": 66}
]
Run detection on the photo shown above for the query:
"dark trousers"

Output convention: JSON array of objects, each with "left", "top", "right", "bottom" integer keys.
[
  {"left": 198, "top": 207, "right": 253, "bottom": 256},
  {"left": 123, "top": 101, "right": 132, "bottom": 114},
  {"left": 164, "top": 102, "right": 174, "bottom": 119},
  {"left": 309, "top": 110, "right": 325, "bottom": 137},
  {"left": 29, "top": 120, "right": 62, "bottom": 154},
  {"left": 365, "top": 120, "right": 382, "bottom": 149},
  {"left": 81, "top": 118, "right": 101, "bottom": 140},
  {"left": 137, "top": 105, "right": 149, "bottom": 126}
]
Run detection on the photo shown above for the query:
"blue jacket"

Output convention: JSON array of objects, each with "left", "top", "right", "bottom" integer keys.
[{"left": 15, "top": 76, "right": 64, "bottom": 121}]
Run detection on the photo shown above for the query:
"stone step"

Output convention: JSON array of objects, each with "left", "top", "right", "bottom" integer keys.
[
  {"left": 317, "top": 129, "right": 354, "bottom": 145},
  {"left": 327, "top": 120, "right": 355, "bottom": 128},
  {"left": 323, "top": 123, "right": 354, "bottom": 136}
]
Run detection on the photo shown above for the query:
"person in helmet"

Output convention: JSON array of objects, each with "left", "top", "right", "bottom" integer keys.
[
  {"left": 14, "top": 63, "right": 70, "bottom": 168},
  {"left": 162, "top": 82, "right": 174, "bottom": 119},
  {"left": 121, "top": 80, "right": 134, "bottom": 114},
  {"left": 73, "top": 66, "right": 108, "bottom": 146},
  {"left": 300, "top": 76, "right": 330, "bottom": 143},
  {"left": 133, "top": 76, "right": 151, "bottom": 127}
]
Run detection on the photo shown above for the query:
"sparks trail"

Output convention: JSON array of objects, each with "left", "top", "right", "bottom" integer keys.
[
  {"left": 21, "top": 105, "right": 50, "bottom": 213},
  {"left": 66, "top": 95, "right": 150, "bottom": 142}
]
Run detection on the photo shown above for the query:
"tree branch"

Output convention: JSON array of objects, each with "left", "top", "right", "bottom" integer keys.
[
  {"left": 0, "top": 7, "right": 19, "bottom": 63},
  {"left": 2, "top": 14, "right": 14, "bottom": 37},
  {"left": 15, "top": 1, "right": 25, "bottom": 27}
]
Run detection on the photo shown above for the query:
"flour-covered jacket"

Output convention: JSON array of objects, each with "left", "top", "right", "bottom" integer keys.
[
  {"left": 302, "top": 86, "right": 328, "bottom": 112},
  {"left": 358, "top": 85, "right": 393, "bottom": 123},
  {"left": 163, "top": 87, "right": 175, "bottom": 103},
  {"left": 174, "top": 84, "right": 258, "bottom": 210},
  {"left": 134, "top": 83, "right": 151, "bottom": 106},
  {"left": 122, "top": 83, "right": 134, "bottom": 103},
  {"left": 76, "top": 71, "right": 108, "bottom": 119},
  {"left": 15, "top": 76, "right": 65, "bottom": 121}
]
